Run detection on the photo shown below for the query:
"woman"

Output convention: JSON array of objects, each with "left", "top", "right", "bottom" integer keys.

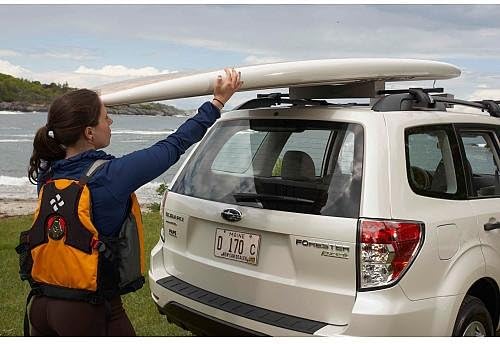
[{"left": 25, "top": 68, "right": 242, "bottom": 336}]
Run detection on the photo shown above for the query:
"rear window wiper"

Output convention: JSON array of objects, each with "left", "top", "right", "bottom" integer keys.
[{"left": 232, "top": 193, "right": 315, "bottom": 204}]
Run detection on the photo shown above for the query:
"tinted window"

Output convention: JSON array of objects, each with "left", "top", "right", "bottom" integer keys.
[
  {"left": 172, "top": 119, "right": 364, "bottom": 218},
  {"left": 406, "top": 125, "right": 465, "bottom": 199},
  {"left": 272, "top": 130, "right": 331, "bottom": 177},
  {"left": 211, "top": 130, "right": 267, "bottom": 173},
  {"left": 459, "top": 131, "right": 500, "bottom": 198}
]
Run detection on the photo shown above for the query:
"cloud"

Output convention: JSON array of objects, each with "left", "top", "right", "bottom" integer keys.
[
  {"left": 75, "top": 65, "right": 177, "bottom": 78},
  {"left": 243, "top": 56, "right": 287, "bottom": 65},
  {"left": 47, "top": 65, "right": 180, "bottom": 89},
  {"left": 0, "top": 59, "right": 31, "bottom": 78},
  {"left": 2, "top": 5, "right": 500, "bottom": 109},
  {"left": 0, "top": 47, "right": 97, "bottom": 61},
  {"left": 3, "top": 5, "right": 500, "bottom": 62},
  {"left": 0, "top": 59, "right": 178, "bottom": 89},
  {"left": 0, "top": 60, "right": 96, "bottom": 88},
  {"left": 29, "top": 49, "right": 97, "bottom": 61},
  {"left": 0, "top": 50, "right": 19, "bottom": 57},
  {"left": 469, "top": 89, "right": 500, "bottom": 100},
  {"left": 452, "top": 71, "right": 500, "bottom": 100},
  {"left": 126, "top": 5, "right": 500, "bottom": 60}
]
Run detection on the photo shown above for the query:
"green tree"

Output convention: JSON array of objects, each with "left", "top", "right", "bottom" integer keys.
[{"left": 0, "top": 73, "right": 75, "bottom": 104}]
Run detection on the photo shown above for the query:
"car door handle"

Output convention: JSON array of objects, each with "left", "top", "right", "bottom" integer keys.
[{"left": 484, "top": 222, "right": 500, "bottom": 231}]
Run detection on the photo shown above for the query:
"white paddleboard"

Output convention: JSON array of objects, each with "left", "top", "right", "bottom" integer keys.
[{"left": 97, "top": 58, "right": 461, "bottom": 106}]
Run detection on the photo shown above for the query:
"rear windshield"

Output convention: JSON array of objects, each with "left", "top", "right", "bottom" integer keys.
[{"left": 171, "top": 119, "right": 364, "bottom": 218}]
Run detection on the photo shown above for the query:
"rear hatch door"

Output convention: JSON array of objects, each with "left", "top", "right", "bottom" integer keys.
[{"left": 162, "top": 117, "right": 364, "bottom": 326}]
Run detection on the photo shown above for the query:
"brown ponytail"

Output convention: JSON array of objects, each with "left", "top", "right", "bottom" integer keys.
[{"left": 28, "top": 89, "right": 102, "bottom": 184}]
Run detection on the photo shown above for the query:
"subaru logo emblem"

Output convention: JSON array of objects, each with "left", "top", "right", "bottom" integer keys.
[{"left": 221, "top": 208, "right": 242, "bottom": 222}]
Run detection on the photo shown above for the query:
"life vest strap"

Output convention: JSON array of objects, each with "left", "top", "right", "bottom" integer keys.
[
  {"left": 79, "top": 160, "right": 108, "bottom": 186},
  {"left": 35, "top": 283, "right": 106, "bottom": 304}
]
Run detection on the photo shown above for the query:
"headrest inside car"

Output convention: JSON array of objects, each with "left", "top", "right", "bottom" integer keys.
[{"left": 281, "top": 150, "right": 316, "bottom": 181}]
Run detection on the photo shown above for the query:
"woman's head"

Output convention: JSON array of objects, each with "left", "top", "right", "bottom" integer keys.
[{"left": 28, "top": 89, "right": 112, "bottom": 184}]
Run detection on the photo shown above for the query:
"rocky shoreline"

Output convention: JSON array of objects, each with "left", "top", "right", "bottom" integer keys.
[
  {"left": 0, "top": 198, "right": 37, "bottom": 218},
  {"left": 0, "top": 101, "right": 48, "bottom": 112},
  {"left": 0, "top": 101, "right": 192, "bottom": 116},
  {"left": 106, "top": 103, "right": 193, "bottom": 117}
]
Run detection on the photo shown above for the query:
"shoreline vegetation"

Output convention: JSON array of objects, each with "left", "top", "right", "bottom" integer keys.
[{"left": 0, "top": 73, "right": 192, "bottom": 116}]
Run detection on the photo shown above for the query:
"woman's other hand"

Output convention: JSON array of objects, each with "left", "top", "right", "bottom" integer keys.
[{"left": 212, "top": 68, "right": 243, "bottom": 110}]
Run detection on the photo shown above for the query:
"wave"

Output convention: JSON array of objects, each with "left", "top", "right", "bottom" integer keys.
[
  {"left": 0, "top": 175, "right": 166, "bottom": 204},
  {"left": 0, "top": 176, "right": 31, "bottom": 186},
  {"left": 0, "top": 134, "right": 34, "bottom": 137},
  {"left": 0, "top": 111, "right": 24, "bottom": 115},
  {"left": 0, "top": 175, "right": 167, "bottom": 187},
  {"left": 112, "top": 129, "right": 174, "bottom": 136},
  {"left": 119, "top": 139, "right": 148, "bottom": 143},
  {"left": 0, "top": 111, "right": 42, "bottom": 115},
  {"left": 0, "top": 139, "right": 33, "bottom": 143}
]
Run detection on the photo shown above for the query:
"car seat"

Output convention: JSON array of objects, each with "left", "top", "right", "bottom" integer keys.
[{"left": 281, "top": 150, "right": 316, "bottom": 181}]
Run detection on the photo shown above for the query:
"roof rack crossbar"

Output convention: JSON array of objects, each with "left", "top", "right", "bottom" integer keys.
[
  {"left": 433, "top": 97, "right": 500, "bottom": 117},
  {"left": 374, "top": 88, "right": 500, "bottom": 117}
]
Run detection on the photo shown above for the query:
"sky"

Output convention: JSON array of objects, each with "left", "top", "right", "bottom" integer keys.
[{"left": 1, "top": 3, "right": 500, "bottom": 109}]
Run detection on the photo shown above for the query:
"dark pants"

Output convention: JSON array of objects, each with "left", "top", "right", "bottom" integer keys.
[{"left": 29, "top": 295, "right": 136, "bottom": 336}]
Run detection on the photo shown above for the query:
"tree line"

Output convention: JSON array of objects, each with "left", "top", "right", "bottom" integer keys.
[
  {"left": 0, "top": 73, "right": 190, "bottom": 116},
  {"left": 0, "top": 73, "right": 72, "bottom": 104}
]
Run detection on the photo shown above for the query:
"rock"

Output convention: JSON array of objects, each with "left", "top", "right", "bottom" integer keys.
[
  {"left": 0, "top": 101, "right": 48, "bottom": 112},
  {"left": 0, "top": 101, "right": 189, "bottom": 116},
  {"left": 106, "top": 103, "right": 191, "bottom": 116}
]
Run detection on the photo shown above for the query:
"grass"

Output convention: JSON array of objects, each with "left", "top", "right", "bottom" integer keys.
[{"left": 0, "top": 211, "right": 189, "bottom": 336}]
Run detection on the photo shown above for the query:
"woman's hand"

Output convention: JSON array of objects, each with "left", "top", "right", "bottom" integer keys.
[{"left": 212, "top": 68, "right": 243, "bottom": 110}]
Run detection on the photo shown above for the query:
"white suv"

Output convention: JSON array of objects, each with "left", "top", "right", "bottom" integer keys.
[{"left": 148, "top": 86, "right": 500, "bottom": 336}]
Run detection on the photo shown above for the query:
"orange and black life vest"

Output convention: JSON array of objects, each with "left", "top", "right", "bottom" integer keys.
[{"left": 17, "top": 160, "right": 145, "bottom": 304}]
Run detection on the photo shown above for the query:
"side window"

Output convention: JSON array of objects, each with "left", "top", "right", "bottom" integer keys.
[
  {"left": 459, "top": 131, "right": 500, "bottom": 197},
  {"left": 337, "top": 131, "right": 355, "bottom": 175},
  {"left": 406, "top": 126, "right": 463, "bottom": 198}
]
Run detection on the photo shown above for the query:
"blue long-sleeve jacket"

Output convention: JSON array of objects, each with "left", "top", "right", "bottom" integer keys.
[{"left": 39, "top": 101, "right": 220, "bottom": 236}]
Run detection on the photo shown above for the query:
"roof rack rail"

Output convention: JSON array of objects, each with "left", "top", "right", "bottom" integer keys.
[
  {"left": 373, "top": 88, "right": 500, "bottom": 117},
  {"left": 234, "top": 93, "right": 331, "bottom": 110}
]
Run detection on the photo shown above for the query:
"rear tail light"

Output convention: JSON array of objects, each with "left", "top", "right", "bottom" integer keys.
[{"left": 358, "top": 218, "right": 424, "bottom": 290}]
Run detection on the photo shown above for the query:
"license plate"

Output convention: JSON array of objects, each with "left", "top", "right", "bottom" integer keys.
[{"left": 214, "top": 228, "right": 261, "bottom": 265}]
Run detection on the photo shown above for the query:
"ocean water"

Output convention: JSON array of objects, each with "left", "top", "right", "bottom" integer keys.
[
  {"left": 2, "top": 111, "right": 494, "bottom": 205},
  {"left": 0, "top": 111, "right": 191, "bottom": 204}
]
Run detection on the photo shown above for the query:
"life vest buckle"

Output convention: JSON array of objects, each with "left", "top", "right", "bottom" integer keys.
[{"left": 91, "top": 238, "right": 106, "bottom": 252}]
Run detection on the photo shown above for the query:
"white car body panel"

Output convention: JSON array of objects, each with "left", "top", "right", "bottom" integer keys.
[
  {"left": 149, "top": 104, "right": 499, "bottom": 336},
  {"left": 159, "top": 193, "right": 357, "bottom": 325}
]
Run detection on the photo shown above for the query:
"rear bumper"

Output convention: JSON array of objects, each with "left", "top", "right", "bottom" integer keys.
[
  {"left": 158, "top": 301, "right": 266, "bottom": 336},
  {"left": 149, "top": 237, "right": 345, "bottom": 336},
  {"left": 149, "top": 239, "right": 461, "bottom": 336},
  {"left": 154, "top": 275, "right": 327, "bottom": 335}
]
